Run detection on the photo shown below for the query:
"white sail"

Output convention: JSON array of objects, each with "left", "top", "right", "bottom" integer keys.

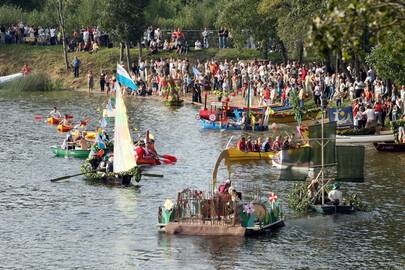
[{"left": 113, "top": 75, "right": 137, "bottom": 173}]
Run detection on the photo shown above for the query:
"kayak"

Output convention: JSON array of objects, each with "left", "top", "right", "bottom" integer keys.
[
  {"left": 0, "top": 72, "right": 23, "bottom": 85},
  {"left": 50, "top": 146, "right": 90, "bottom": 159},
  {"left": 336, "top": 134, "right": 394, "bottom": 143},
  {"left": 227, "top": 147, "right": 274, "bottom": 162},
  {"left": 47, "top": 117, "right": 61, "bottom": 125},
  {"left": 57, "top": 124, "right": 73, "bottom": 132}
]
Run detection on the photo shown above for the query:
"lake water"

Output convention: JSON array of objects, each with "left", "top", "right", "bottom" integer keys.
[{"left": 0, "top": 90, "right": 403, "bottom": 269}]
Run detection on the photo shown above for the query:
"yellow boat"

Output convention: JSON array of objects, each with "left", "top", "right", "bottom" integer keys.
[
  {"left": 226, "top": 147, "right": 274, "bottom": 162},
  {"left": 71, "top": 130, "right": 97, "bottom": 141}
]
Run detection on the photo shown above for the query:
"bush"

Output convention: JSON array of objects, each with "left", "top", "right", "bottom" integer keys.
[{"left": 1, "top": 73, "right": 61, "bottom": 91}]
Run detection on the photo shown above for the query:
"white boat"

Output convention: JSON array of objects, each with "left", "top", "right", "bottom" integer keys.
[
  {"left": 336, "top": 133, "right": 394, "bottom": 143},
  {"left": 0, "top": 73, "right": 23, "bottom": 85}
]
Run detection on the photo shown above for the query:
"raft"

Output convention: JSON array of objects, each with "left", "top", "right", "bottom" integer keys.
[
  {"left": 47, "top": 117, "right": 61, "bottom": 125},
  {"left": 227, "top": 147, "right": 274, "bottom": 162},
  {"left": 50, "top": 146, "right": 90, "bottom": 159},
  {"left": 57, "top": 124, "right": 73, "bottom": 132},
  {"left": 373, "top": 142, "right": 405, "bottom": 152}
]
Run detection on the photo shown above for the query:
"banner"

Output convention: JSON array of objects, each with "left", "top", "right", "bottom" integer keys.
[{"left": 328, "top": 106, "right": 353, "bottom": 127}]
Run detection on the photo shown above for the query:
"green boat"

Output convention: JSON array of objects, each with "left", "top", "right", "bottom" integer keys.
[
  {"left": 51, "top": 146, "right": 90, "bottom": 159},
  {"left": 310, "top": 204, "right": 355, "bottom": 215}
]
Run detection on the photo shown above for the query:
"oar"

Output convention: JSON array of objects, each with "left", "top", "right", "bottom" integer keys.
[
  {"left": 50, "top": 171, "right": 90, "bottom": 182},
  {"left": 159, "top": 154, "right": 177, "bottom": 162},
  {"left": 142, "top": 173, "right": 164, "bottom": 178}
]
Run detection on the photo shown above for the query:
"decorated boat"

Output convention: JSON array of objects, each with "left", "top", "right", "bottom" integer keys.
[
  {"left": 268, "top": 108, "right": 320, "bottom": 124},
  {"left": 50, "top": 146, "right": 90, "bottom": 159},
  {"left": 47, "top": 117, "right": 61, "bottom": 125},
  {"left": 157, "top": 150, "right": 284, "bottom": 236},
  {"left": 373, "top": 142, "right": 405, "bottom": 152},
  {"left": 164, "top": 99, "right": 184, "bottom": 107},
  {"left": 227, "top": 147, "right": 274, "bottom": 162},
  {"left": 81, "top": 68, "right": 141, "bottom": 186},
  {"left": 57, "top": 124, "right": 73, "bottom": 132}
]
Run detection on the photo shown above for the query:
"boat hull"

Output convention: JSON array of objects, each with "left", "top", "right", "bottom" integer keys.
[
  {"left": 47, "top": 117, "right": 61, "bottom": 125},
  {"left": 310, "top": 204, "right": 355, "bottom": 215},
  {"left": 0, "top": 72, "right": 23, "bottom": 85},
  {"left": 373, "top": 142, "right": 405, "bottom": 152},
  {"left": 268, "top": 109, "right": 319, "bottom": 124},
  {"left": 164, "top": 99, "right": 184, "bottom": 107},
  {"left": 336, "top": 134, "right": 394, "bottom": 143},
  {"left": 200, "top": 119, "right": 268, "bottom": 131},
  {"left": 227, "top": 147, "right": 274, "bottom": 162},
  {"left": 57, "top": 124, "right": 73, "bottom": 132},
  {"left": 51, "top": 146, "right": 90, "bottom": 159}
]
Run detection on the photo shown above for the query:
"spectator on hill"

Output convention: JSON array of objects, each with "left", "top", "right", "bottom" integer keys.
[{"left": 72, "top": 56, "right": 81, "bottom": 78}]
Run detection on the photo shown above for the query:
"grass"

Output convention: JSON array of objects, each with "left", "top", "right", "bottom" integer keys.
[{"left": 0, "top": 44, "right": 281, "bottom": 89}]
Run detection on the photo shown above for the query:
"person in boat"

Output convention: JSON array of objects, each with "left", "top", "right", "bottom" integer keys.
[
  {"left": 61, "top": 133, "right": 74, "bottom": 150},
  {"left": 246, "top": 137, "right": 253, "bottom": 152},
  {"left": 282, "top": 135, "right": 290, "bottom": 150},
  {"left": 261, "top": 137, "right": 273, "bottom": 152},
  {"left": 49, "top": 107, "right": 61, "bottom": 119},
  {"left": 60, "top": 114, "right": 72, "bottom": 126},
  {"left": 218, "top": 179, "right": 232, "bottom": 194},
  {"left": 237, "top": 137, "right": 248, "bottom": 152},
  {"left": 78, "top": 132, "right": 89, "bottom": 150},
  {"left": 307, "top": 178, "right": 319, "bottom": 202},
  {"left": 254, "top": 137, "right": 262, "bottom": 152},
  {"left": 328, "top": 182, "right": 343, "bottom": 206},
  {"left": 134, "top": 140, "right": 146, "bottom": 161},
  {"left": 289, "top": 133, "right": 297, "bottom": 148},
  {"left": 101, "top": 130, "right": 110, "bottom": 143},
  {"left": 272, "top": 136, "right": 282, "bottom": 151},
  {"left": 106, "top": 155, "right": 113, "bottom": 173},
  {"left": 22, "top": 64, "right": 32, "bottom": 76},
  {"left": 146, "top": 139, "right": 159, "bottom": 160}
]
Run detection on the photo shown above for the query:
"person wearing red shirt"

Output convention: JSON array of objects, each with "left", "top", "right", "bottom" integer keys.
[{"left": 237, "top": 137, "right": 247, "bottom": 152}]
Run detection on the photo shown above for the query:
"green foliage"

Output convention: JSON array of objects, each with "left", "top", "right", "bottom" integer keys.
[
  {"left": 1, "top": 73, "right": 61, "bottom": 92},
  {"left": 366, "top": 32, "right": 405, "bottom": 85},
  {"left": 290, "top": 88, "right": 302, "bottom": 124},
  {"left": 343, "top": 193, "right": 368, "bottom": 211},
  {"left": 287, "top": 182, "right": 311, "bottom": 213},
  {"left": 0, "top": 5, "right": 24, "bottom": 25}
]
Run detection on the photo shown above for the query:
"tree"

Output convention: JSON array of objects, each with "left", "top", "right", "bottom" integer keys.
[
  {"left": 56, "top": 0, "right": 70, "bottom": 71},
  {"left": 101, "top": 0, "right": 149, "bottom": 69}
]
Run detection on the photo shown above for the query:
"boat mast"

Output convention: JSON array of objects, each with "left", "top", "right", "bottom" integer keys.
[{"left": 321, "top": 106, "right": 325, "bottom": 205}]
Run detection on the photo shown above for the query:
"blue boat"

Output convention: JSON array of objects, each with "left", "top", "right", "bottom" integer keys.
[{"left": 200, "top": 119, "right": 268, "bottom": 131}]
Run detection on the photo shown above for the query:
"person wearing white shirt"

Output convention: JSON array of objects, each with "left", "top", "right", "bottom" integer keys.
[
  {"left": 194, "top": 40, "right": 202, "bottom": 50},
  {"left": 328, "top": 182, "right": 343, "bottom": 205}
]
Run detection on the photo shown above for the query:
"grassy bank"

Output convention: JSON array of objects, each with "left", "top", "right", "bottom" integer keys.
[{"left": 0, "top": 44, "right": 284, "bottom": 89}]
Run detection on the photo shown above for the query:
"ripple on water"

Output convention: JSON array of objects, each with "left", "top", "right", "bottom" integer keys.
[{"left": 0, "top": 91, "right": 403, "bottom": 269}]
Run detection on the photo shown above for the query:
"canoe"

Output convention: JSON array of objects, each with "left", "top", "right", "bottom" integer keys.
[
  {"left": 310, "top": 204, "right": 355, "bottom": 215},
  {"left": 137, "top": 158, "right": 161, "bottom": 166},
  {"left": 50, "top": 146, "right": 90, "bottom": 159},
  {"left": 200, "top": 119, "right": 268, "bottom": 131},
  {"left": 47, "top": 117, "right": 61, "bottom": 125},
  {"left": 336, "top": 133, "right": 394, "bottom": 143},
  {"left": 0, "top": 72, "right": 23, "bottom": 85},
  {"left": 227, "top": 147, "right": 274, "bottom": 162},
  {"left": 373, "top": 142, "right": 405, "bottom": 152},
  {"left": 57, "top": 124, "right": 73, "bottom": 132}
]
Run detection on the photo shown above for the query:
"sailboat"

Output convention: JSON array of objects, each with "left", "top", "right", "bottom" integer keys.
[{"left": 80, "top": 66, "right": 141, "bottom": 185}]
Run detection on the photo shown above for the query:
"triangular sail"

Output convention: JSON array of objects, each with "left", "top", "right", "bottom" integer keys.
[{"left": 113, "top": 76, "right": 137, "bottom": 173}]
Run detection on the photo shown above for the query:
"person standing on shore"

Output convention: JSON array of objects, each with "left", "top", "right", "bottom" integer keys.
[
  {"left": 87, "top": 70, "right": 94, "bottom": 92},
  {"left": 99, "top": 70, "right": 106, "bottom": 92},
  {"left": 72, "top": 56, "right": 81, "bottom": 78}
]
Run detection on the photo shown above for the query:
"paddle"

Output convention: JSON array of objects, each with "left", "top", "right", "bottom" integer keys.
[
  {"left": 50, "top": 170, "right": 163, "bottom": 182},
  {"left": 159, "top": 154, "right": 177, "bottom": 162}
]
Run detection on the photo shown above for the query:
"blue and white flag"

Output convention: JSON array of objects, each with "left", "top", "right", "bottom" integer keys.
[
  {"left": 328, "top": 106, "right": 353, "bottom": 127},
  {"left": 116, "top": 64, "right": 138, "bottom": 91}
]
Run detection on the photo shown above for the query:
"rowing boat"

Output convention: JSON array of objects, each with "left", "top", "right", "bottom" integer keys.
[
  {"left": 227, "top": 147, "right": 274, "bottom": 162},
  {"left": 268, "top": 109, "right": 320, "bottom": 124},
  {"left": 50, "top": 146, "right": 90, "bottom": 159},
  {"left": 336, "top": 133, "right": 394, "bottom": 143},
  {"left": 200, "top": 119, "right": 268, "bottom": 131},
  {"left": 373, "top": 142, "right": 405, "bottom": 152}
]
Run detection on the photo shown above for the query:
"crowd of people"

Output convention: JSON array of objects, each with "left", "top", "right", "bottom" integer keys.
[
  {"left": 236, "top": 133, "right": 298, "bottom": 153},
  {"left": 0, "top": 23, "right": 59, "bottom": 45}
]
